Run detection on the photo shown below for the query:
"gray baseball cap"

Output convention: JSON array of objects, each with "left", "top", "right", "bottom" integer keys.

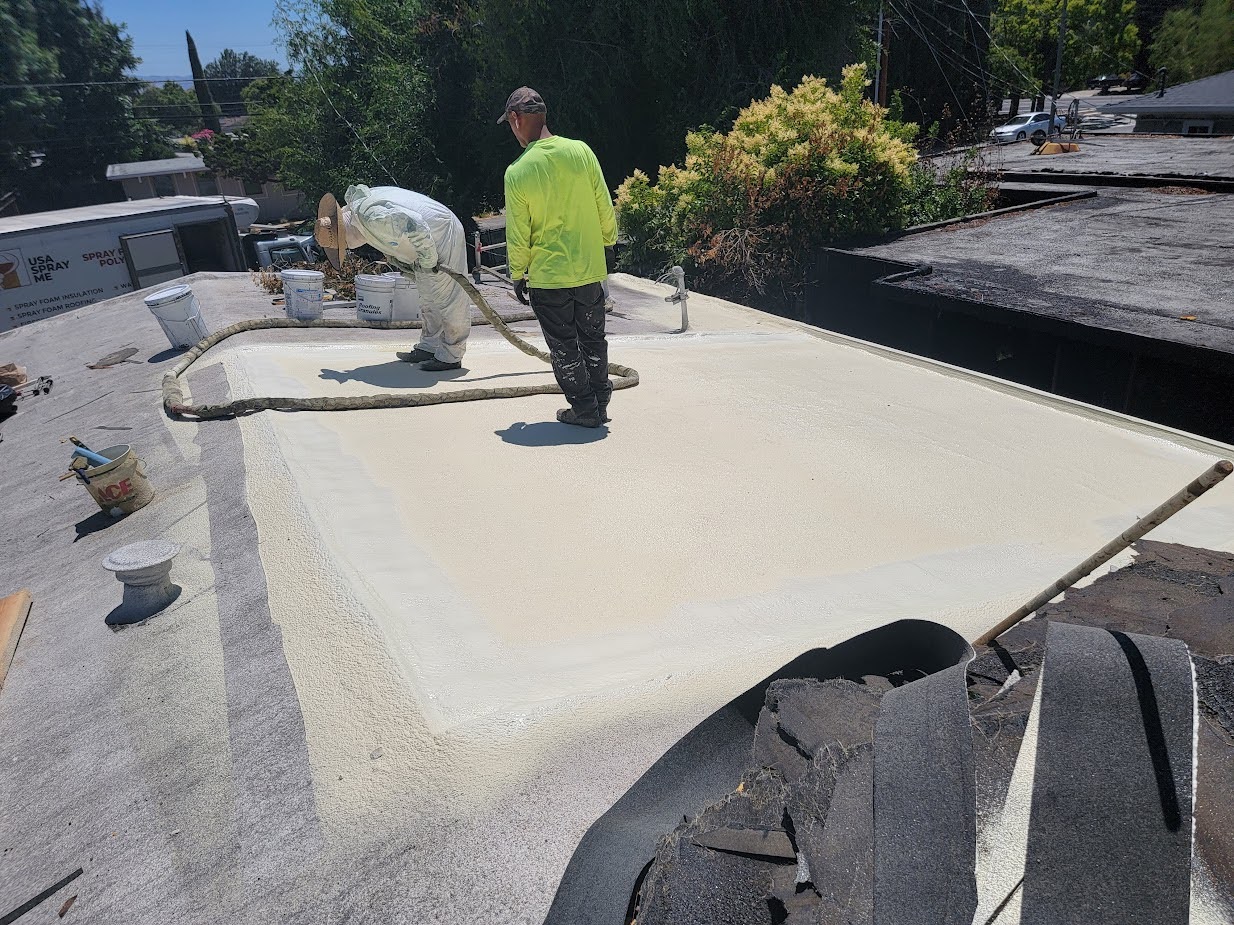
[{"left": 497, "top": 87, "right": 547, "bottom": 124}]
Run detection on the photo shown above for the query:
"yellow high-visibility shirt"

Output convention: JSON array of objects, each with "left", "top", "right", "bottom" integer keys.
[{"left": 504, "top": 136, "right": 617, "bottom": 289}]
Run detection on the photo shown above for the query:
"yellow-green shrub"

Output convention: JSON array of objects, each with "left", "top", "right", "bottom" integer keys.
[{"left": 616, "top": 65, "right": 919, "bottom": 298}]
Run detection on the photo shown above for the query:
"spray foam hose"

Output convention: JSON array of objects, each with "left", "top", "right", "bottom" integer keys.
[{"left": 163, "top": 269, "right": 639, "bottom": 420}]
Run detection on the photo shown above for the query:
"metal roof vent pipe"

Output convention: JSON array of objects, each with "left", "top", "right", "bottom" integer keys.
[
  {"left": 657, "top": 265, "right": 689, "bottom": 332},
  {"left": 103, "top": 540, "right": 182, "bottom": 625},
  {"left": 1157, "top": 67, "right": 1168, "bottom": 97}
]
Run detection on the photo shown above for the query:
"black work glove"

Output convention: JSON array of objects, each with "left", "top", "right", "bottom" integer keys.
[
  {"left": 514, "top": 276, "right": 530, "bottom": 305},
  {"left": 605, "top": 245, "right": 617, "bottom": 274}
]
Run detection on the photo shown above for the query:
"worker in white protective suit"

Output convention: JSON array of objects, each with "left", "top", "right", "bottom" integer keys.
[{"left": 315, "top": 185, "right": 471, "bottom": 371}]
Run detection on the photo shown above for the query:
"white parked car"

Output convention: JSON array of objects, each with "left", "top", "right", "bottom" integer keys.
[{"left": 990, "top": 112, "right": 1066, "bottom": 143}]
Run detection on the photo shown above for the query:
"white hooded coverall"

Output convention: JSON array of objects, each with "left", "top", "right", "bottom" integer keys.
[{"left": 342, "top": 184, "right": 471, "bottom": 363}]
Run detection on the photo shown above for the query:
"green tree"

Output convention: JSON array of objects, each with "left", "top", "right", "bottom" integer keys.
[
  {"left": 1151, "top": 0, "right": 1234, "bottom": 83},
  {"left": 203, "top": 48, "right": 283, "bottom": 115},
  {"left": 135, "top": 81, "right": 203, "bottom": 136},
  {"left": 0, "top": 0, "right": 59, "bottom": 185},
  {"left": 234, "top": 0, "right": 884, "bottom": 231},
  {"left": 186, "top": 30, "right": 223, "bottom": 133},
  {"left": 992, "top": 0, "right": 1140, "bottom": 93},
  {"left": 0, "top": 0, "right": 172, "bottom": 209},
  {"left": 198, "top": 78, "right": 286, "bottom": 184}
]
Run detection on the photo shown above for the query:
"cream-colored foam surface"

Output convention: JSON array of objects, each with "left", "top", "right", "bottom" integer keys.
[{"left": 227, "top": 308, "right": 1234, "bottom": 742}]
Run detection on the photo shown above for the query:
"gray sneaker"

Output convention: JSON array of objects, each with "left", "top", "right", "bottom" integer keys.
[{"left": 397, "top": 348, "right": 434, "bottom": 363}]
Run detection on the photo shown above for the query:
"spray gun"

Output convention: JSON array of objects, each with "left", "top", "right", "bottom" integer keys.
[{"left": 657, "top": 265, "right": 689, "bottom": 333}]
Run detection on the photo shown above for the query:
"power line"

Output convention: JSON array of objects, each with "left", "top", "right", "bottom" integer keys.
[
  {"left": 889, "top": 0, "right": 1007, "bottom": 93},
  {"left": 302, "top": 59, "right": 399, "bottom": 185},
  {"left": 884, "top": 0, "right": 971, "bottom": 120},
  {"left": 0, "top": 76, "right": 295, "bottom": 90},
  {"left": 934, "top": 0, "right": 1043, "bottom": 94}
]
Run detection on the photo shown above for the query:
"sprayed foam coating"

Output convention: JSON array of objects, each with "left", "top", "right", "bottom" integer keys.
[{"left": 161, "top": 268, "right": 638, "bottom": 420}]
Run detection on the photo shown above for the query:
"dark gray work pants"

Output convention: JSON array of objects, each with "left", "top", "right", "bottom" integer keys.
[{"left": 529, "top": 282, "right": 612, "bottom": 415}]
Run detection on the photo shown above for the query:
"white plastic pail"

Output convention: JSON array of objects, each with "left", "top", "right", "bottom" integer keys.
[
  {"left": 355, "top": 274, "right": 396, "bottom": 324},
  {"left": 383, "top": 271, "right": 421, "bottom": 321},
  {"left": 144, "top": 285, "right": 209, "bottom": 349},
  {"left": 280, "top": 269, "right": 325, "bottom": 320}
]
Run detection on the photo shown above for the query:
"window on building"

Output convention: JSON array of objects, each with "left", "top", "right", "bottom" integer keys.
[
  {"left": 243, "top": 179, "right": 265, "bottom": 196},
  {"left": 1182, "top": 120, "right": 1214, "bottom": 135},
  {"left": 152, "top": 174, "right": 176, "bottom": 197},
  {"left": 195, "top": 174, "right": 219, "bottom": 196}
]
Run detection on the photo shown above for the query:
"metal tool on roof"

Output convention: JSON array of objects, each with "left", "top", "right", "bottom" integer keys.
[
  {"left": 657, "top": 265, "right": 690, "bottom": 332},
  {"left": 0, "top": 375, "right": 53, "bottom": 420}
]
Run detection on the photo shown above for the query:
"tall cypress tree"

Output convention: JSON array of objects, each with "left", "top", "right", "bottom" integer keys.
[{"left": 186, "top": 31, "right": 222, "bottom": 133}]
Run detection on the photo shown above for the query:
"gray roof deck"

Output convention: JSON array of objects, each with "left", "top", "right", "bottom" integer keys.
[
  {"left": 105, "top": 155, "right": 208, "bottom": 181},
  {"left": 859, "top": 186, "right": 1234, "bottom": 354},
  {"left": 987, "top": 135, "right": 1234, "bottom": 181},
  {"left": 1, "top": 271, "right": 1232, "bottom": 923},
  {"left": 1095, "top": 69, "right": 1234, "bottom": 115}
]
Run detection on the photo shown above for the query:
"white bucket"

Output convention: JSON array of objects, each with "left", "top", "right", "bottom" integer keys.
[
  {"left": 144, "top": 285, "right": 209, "bottom": 349},
  {"left": 281, "top": 269, "right": 325, "bottom": 320},
  {"left": 384, "top": 271, "right": 421, "bottom": 321},
  {"left": 355, "top": 274, "right": 396, "bottom": 324}
]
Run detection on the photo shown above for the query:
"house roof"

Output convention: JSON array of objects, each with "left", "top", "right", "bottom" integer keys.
[
  {"left": 105, "top": 153, "right": 207, "bottom": 180},
  {"left": 1095, "top": 68, "right": 1234, "bottom": 115}
]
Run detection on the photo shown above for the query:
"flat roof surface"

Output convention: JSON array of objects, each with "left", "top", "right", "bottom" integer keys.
[
  {"left": 1095, "top": 69, "right": 1234, "bottom": 114},
  {"left": 858, "top": 186, "right": 1234, "bottom": 353},
  {"left": 105, "top": 155, "right": 207, "bottom": 180},
  {"left": 988, "top": 135, "right": 1234, "bottom": 179},
  {"left": 0, "top": 196, "right": 231, "bottom": 234},
  {"left": 2, "top": 272, "right": 1233, "bottom": 922}
]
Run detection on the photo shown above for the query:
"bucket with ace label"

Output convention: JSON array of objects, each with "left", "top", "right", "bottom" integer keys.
[{"left": 78, "top": 444, "right": 155, "bottom": 517}]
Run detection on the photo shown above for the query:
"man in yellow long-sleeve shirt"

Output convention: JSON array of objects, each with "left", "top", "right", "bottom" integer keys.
[{"left": 499, "top": 87, "right": 618, "bottom": 428}]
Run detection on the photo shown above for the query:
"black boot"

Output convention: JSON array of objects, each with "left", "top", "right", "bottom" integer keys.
[{"left": 556, "top": 406, "right": 602, "bottom": 428}]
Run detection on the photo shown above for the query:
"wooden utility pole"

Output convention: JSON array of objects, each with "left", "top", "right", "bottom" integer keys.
[
  {"left": 875, "top": 5, "right": 891, "bottom": 107},
  {"left": 1049, "top": 0, "right": 1069, "bottom": 132}
]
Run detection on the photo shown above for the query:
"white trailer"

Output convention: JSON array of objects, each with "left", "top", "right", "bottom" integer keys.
[{"left": 0, "top": 196, "right": 250, "bottom": 334}]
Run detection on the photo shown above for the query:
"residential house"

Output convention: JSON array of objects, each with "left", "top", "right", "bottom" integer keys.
[{"left": 1096, "top": 69, "right": 1234, "bottom": 135}]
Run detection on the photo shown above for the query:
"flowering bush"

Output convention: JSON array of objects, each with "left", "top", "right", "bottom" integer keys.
[{"left": 616, "top": 65, "right": 921, "bottom": 300}]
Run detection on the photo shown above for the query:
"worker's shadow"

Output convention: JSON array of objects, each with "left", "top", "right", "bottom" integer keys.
[
  {"left": 319, "top": 362, "right": 466, "bottom": 388},
  {"left": 495, "top": 421, "right": 608, "bottom": 446}
]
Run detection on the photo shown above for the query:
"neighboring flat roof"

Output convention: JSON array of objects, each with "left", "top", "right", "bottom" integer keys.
[
  {"left": 857, "top": 186, "right": 1234, "bottom": 352},
  {"left": 105, "top": 154, "right": 207, "bottom": 180},
  {"left": 1, "top": 271, "right": 1232, "bottom": 922},
  {"left": 1096, "top": 69, "right": 1234, "bottom": 115},
  {"left": 988, "top": 134, "right": 1234, "bottom": 180},
  {"left": 0, "top": 196, "right": 232, "bottom": 234}
]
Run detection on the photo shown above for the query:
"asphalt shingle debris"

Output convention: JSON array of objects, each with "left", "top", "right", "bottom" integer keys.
[{"left": 624, "top": 541, "right": 1234, "bottom": 925}]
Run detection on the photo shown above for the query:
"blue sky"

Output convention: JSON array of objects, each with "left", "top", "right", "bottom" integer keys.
[{"left": 97, "top": 0, "right": 285, "bottom": 76}]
